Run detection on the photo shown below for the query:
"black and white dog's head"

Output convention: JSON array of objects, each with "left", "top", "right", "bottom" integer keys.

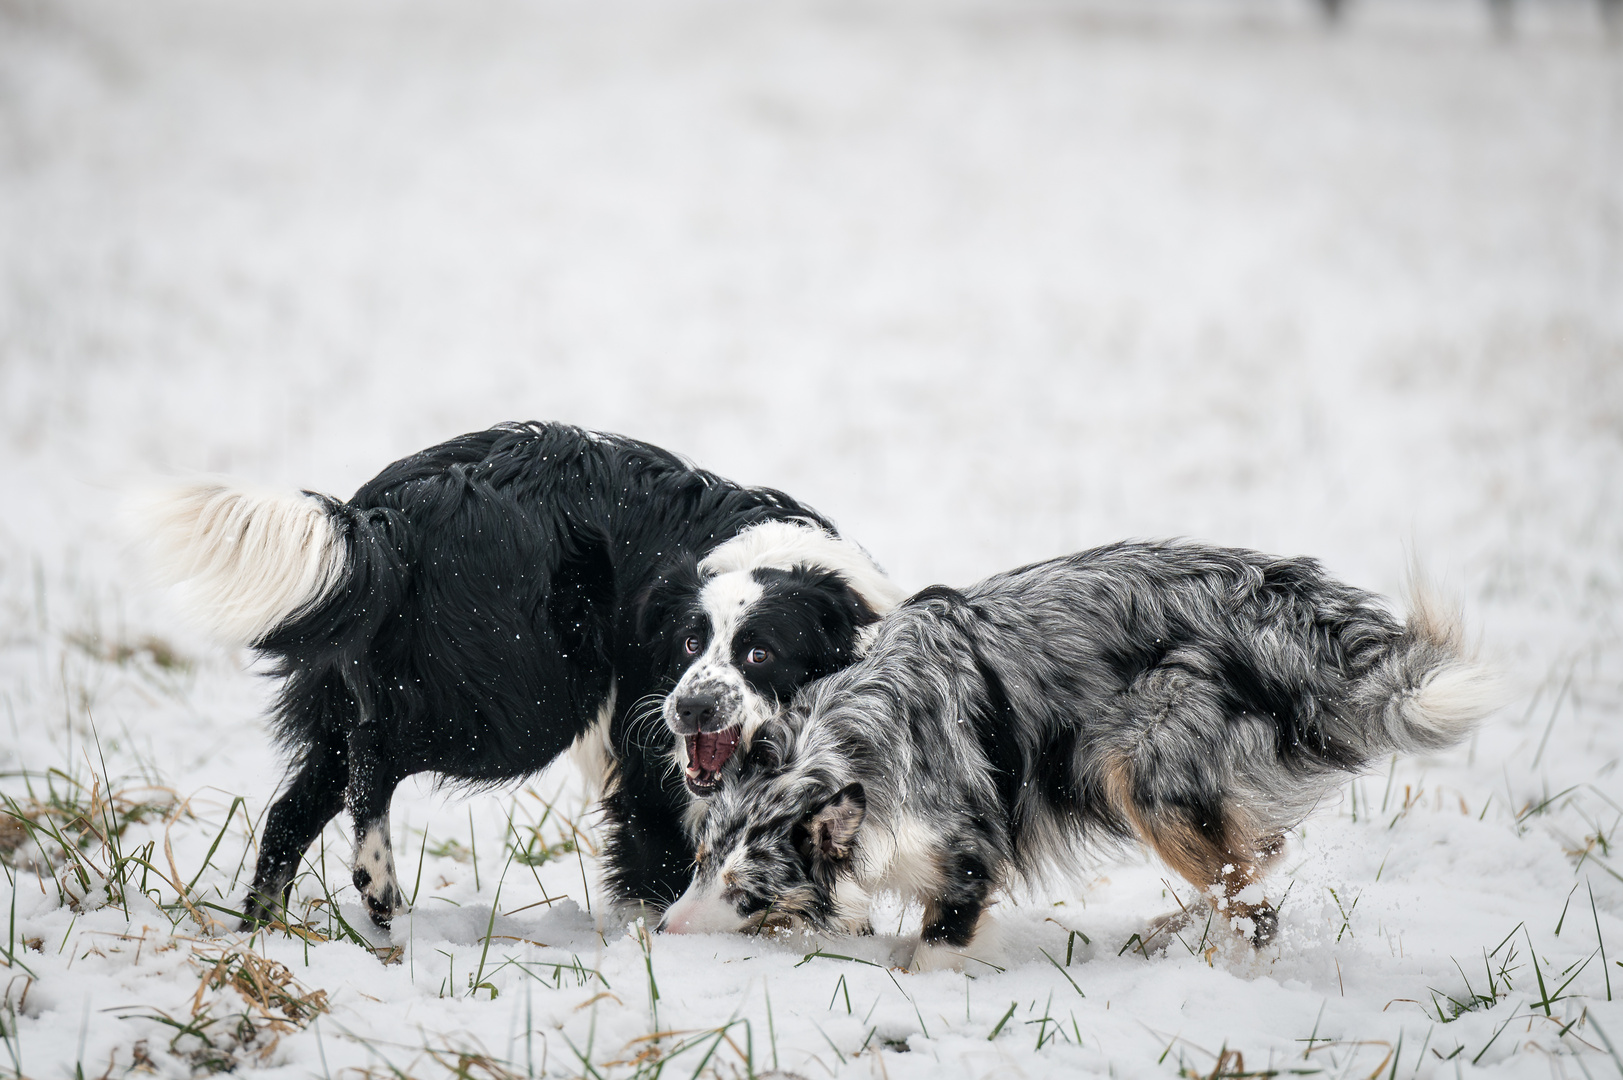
[{"left": 640, "top": 521, "right": 903, "bottom": 797}]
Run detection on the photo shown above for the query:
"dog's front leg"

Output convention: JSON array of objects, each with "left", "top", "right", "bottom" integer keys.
[
  {"left": 904, "top": 854, "right": 1000, "bottom": 973},
  {"left": 346, "top": 722, "right": 406, "bottom": 930}
]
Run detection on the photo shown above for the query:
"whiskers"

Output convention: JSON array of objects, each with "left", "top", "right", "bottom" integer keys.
[{"left": 624, "top": 689, "right": 673, "bottom": 748}]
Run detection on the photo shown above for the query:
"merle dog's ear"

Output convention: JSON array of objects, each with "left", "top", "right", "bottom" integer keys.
[
  {"left": 743, "top": 731, "right": 784, "bottom": 772},
  {"left": 634, "top": 554, "right": 703, "bottom": 642},
  {"left": 807, "top": 783, "right": 866, "bottom": 861}
]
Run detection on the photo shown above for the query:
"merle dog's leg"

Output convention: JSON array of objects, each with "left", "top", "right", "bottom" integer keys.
[
  {"left": 1104, "top": 755, "right": 1283, "bottom": 946},
  {"left": 346, "top": 721, "right": 406, "bottom": 929},
  {"left": 1106, "top": 671, "right": 1287, "bottom": 947},
  {"left": 242, "top": 737, "right": 348, "bottom": 929},
  {"left": 905, "top": 850, "right": 997, "bottom": 971},
  {"left": 1116, "top": 795, "right": 1282, "bottom": 944}
]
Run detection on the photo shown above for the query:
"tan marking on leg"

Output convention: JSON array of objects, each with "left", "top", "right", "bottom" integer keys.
[{"left": 1104, "top": 758, "right": 1279, "bottom": 945}]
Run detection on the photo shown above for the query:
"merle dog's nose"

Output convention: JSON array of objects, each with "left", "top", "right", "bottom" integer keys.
[{"left": 673, "top": 694, "right": 718, "bottom": 734}]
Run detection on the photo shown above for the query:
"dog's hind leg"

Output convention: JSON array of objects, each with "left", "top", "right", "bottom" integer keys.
[
  {"left": 1104, "top": 756, "right": 1283, "bottom": 947},
  {"left": 1103, "top": 670, "right": 1288, "bottom": 946},
  {"left": 242, "top": 737, "right": 348, "bottom": 929},
  {"left": 346, "top": 720, "right": 407, "bottom": 930}
]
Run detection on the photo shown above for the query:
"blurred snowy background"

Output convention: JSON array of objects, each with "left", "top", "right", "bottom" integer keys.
[
  {"left": 1, "top": 0, "right": 1621, "bottom": 1077},
  {"left": 2, "top": 0, "right": 1618, "bottom": 599}
]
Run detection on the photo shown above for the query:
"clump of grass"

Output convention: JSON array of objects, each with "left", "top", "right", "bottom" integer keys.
[
  {"left": 1180, "top": 1045, "right": 1253, "bottom": 1080},
  {"left": 1326, "top": 887, "right": 1360, "bottom": 944},
  {"left": 124, "top": 944, "right": 330, "bottom": 1074},
  {"left": 420, "top": 1046, "right": 530, "bottom": 1079},
  {"left": 0, "top": 768, "right": 175, "bottom": 869},
  {"left": 504, "top": 785, "right": 596, "bottom": 872},
  {"left": 195, "top": 944, "right": 331, "bottom": 1021},
  {"left": 1428, "top": 923, "right": 1523, "bottom": 1021},
  {"left": 425, "top": 836, "right": 475, "bottom": 864},
  {"left": 0, "top": 764, "right": 183, "bottom": 919},
  {"left": 509, "top": 832, "right": 578, "bottom": 869},
  {"left": 598, "top": 1018, "right": 760, "bottom": 1079}
]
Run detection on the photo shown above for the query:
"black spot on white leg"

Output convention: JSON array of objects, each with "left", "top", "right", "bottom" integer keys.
[
  {"left": 343, "top": 700, "right": 404, "bottom": 929},
  {"left": 353, "top": 816, "right": 405, "bottom": 928}
]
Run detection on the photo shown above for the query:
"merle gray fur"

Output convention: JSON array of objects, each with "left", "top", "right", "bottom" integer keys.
[{"left": 663, "top": 540, "right": 1498, "bottom": 966}]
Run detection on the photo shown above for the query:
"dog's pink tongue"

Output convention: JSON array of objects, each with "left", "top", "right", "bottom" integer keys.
[{"left": 687, "top": 728, "right": 741, "bottom": 774}]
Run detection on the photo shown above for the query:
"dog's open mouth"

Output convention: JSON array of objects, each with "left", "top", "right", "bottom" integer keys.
[{"left": 684, "top": 727, "right": 741, "bottom": 794}]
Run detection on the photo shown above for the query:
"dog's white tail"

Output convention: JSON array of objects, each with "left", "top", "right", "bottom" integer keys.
[
  {"left": 133, "top": 482, "right": 348, "bottom": 646},
  {"left": 1368, "top": 580, "right": 1503, "bottom": 754}
]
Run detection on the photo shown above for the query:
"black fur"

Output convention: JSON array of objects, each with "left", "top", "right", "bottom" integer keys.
[{"left": 210, "top": 422, "right": 863, "bottom": 925}]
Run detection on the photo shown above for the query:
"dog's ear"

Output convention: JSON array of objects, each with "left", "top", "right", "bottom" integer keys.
[
  {"left": 744, "top": 729, "right": 785, "bottom": 772},
  {"left": 818, "top": 571, "right": 883, "bottom": 631},
  {"left": 769, "top": 566, "right": 883, "bottom": 674},
  {"left": 634, "top": 553, "right": 702, "bottom": 643},
  {"left": 807, "top": 783, "right": 866, "bottom": 861}
]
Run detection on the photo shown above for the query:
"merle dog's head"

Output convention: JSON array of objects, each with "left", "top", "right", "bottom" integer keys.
[
  {"left": 657, "top": 723, "right": 870, "bottom": 935},
  {"left": 638, "top": 522, "right": 900, "bottom": 797}
]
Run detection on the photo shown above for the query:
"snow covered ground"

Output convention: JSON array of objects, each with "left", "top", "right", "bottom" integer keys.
[{"left": 1, "top": 0, "right": 1621, "bottom": 1076}]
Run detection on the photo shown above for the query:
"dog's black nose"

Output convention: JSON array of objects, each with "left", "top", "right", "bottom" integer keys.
[{"left": 673, "top": 695, "right": 718, "bottom": 733}]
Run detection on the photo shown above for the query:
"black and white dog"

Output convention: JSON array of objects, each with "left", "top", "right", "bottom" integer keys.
[
  {"left": 661, "top": 541, "right": 1499, "bottom": 970},
  {"left": 138, "top": 422, "right": 899, "bottom": 928}
]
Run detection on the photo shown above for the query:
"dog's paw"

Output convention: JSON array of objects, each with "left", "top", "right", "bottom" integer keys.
[
  {"left": 352, "top": 822, "right": 407, "bottom": 929},
  {"left": 237, "top": 868, "right": 300, "bottom": 932},
  {"left": 238, "top": 891, "right": 283, "bottom": 932},
  {"left": 1231, "top": 904, "right": 1278, "bottom": 948},
  {"left": 901, "top": 920, "right": 1004, "bottom": 974},
  {"left": 907, "top": 939, "right": 966, "bottom": 972},
  {"left": 352, "top": 864, "right": 405, "bottom": 929}
]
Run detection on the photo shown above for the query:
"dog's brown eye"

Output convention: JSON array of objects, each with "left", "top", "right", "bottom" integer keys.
[
  {"left": 746, "top": 647, "right": 770, "bottom": 665},
  {"left": 684, "top": 636, "right": 702, "bottom": 656}
]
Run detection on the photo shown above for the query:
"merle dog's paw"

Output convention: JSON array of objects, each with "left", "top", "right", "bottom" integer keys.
[{"left": 1241, "top": 904, "right": 1278, "bottom": 948}]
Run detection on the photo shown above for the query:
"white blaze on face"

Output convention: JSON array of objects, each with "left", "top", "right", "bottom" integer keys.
[
  {"left": 660, "top": 872, "right": 748, "bottom": 935},
  {"left": 698, "top": 520, "right": 907, "bottom": 616},
  {"left": 689, "top": 571, "right": 764, "bottom": 695}
]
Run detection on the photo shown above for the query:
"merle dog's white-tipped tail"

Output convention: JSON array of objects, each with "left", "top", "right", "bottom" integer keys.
[
  {"left": 132, "top": 481, "right": 347, "bottom": 646},
  {"left": 1367, "top": 578, "right": 1503, "bottom": 754}
]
